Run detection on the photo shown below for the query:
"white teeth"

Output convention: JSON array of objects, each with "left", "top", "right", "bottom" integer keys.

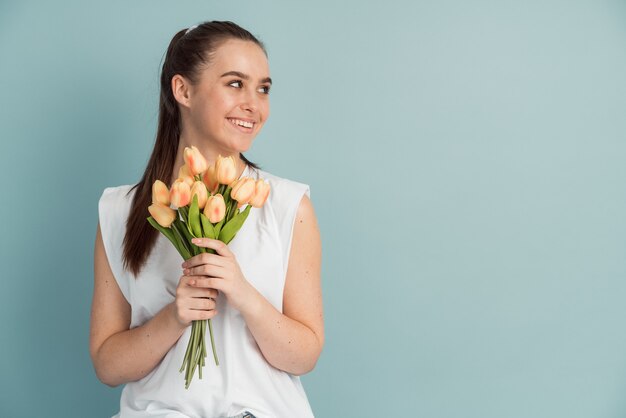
[{"left": 229, "top": 118, "right": 253, "bottom": 129}]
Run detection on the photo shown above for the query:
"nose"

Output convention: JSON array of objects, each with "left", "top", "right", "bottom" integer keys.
[{"left": 240, "top": 90, "right": 259, "bottom": 114}]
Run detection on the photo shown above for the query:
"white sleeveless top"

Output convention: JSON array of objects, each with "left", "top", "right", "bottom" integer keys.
[{"left": 97, "top": 165, "right": 315, "bottom": 418}]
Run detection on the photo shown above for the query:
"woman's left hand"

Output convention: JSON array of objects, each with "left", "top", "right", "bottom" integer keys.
[{"left": 182, "top": 237, "right": 256, "bottom": 313}]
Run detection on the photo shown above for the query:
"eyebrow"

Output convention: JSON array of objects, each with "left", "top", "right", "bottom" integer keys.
[{"left": 220, "top": 71, "right": 272, "bottom": 85}]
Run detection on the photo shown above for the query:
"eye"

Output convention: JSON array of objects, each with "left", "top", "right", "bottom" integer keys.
[
  {"left": 228, "top": 80, "right": 243, "bottom": 88},
  {"left": 258, "top": 85, "right": 271, "bottom": 94}
]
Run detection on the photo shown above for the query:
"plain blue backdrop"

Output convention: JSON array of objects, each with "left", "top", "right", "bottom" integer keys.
[{"left": 1, "top": 1, "right": 626, "bottom": 417}]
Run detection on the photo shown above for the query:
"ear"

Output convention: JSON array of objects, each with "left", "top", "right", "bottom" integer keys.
[{"left": 171, "top": 74, "right": 192, "bottom": 108}]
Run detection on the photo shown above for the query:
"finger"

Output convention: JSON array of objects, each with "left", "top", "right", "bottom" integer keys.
[
  {"left": 191, "top": 276, "right": 223, "bottom": 291},
  {"left": 185, "top": 264, "right": 226, "bottom": 279},
  {"left": 191, "top": 238, "right": 232, "bottom": 257},
  {"left": 182, "top": 275, "right": 208, "bottom": 287},
  {"left": 180, "top": 275, "right": 200, "bottom": 287},
  {"left": 185, "top": 286, "right": 219, "bottom": 299},
  {"left": 187, "top": 308, "right": 219, "bottom": 322},
  {"left": 181, "top": 252, "right": 225, "bottom": 270},
  {"left": 187, "top": 296, "right": 217, "bottom": 311}
]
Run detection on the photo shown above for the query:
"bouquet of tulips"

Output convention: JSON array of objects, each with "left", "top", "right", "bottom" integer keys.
[{"left": 146, "top": 147, "right": 270, "bottom": 389}]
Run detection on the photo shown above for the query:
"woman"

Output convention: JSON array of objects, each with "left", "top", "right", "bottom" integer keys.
[{"left": 90, "top": 21, "right": 324, "bottom": 418}]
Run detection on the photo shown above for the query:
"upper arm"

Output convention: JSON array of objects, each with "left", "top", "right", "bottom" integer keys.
[
  {"left": 90, "top": 221, "right": 131, "bottom": 365},
  {"left": 282, "top": 194, "right": 324, "bottom": 351}
]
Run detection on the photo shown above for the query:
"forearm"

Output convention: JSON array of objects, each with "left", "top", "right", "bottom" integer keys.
[
  {"left": 240, "top": 286, "right": 322, "bottom": 375},
  {"left": 94, "top": 302, "right": 187, "bottom": 387}
]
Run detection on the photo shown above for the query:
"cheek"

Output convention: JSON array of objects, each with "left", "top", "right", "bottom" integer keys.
[
  {"left": 194, "top": 101, "right": 213, "bottom": 123},
  {"left": 208, "top": 99, "right": 230, "bottom": 125},
  {"left": 260, "top": 101, "right": 270, "bottom": 122}
]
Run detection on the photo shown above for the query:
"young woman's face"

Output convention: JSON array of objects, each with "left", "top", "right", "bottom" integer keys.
[{"left": 186, "top": 39, "right": 271, "bottom": 155}]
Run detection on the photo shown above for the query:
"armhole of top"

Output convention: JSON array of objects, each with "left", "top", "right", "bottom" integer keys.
[
  {"left": 97, "top": 188, "right": 131, "bottom": 304},
  {"left": 282, "top": 184, "right": 311, "bottom": 278}
]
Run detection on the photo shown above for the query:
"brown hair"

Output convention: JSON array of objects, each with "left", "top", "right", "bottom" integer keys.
[{"left": 122, "top": 21, "right": 266, "bottom": 277}]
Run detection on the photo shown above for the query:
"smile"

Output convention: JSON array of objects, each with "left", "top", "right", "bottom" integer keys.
[{"left": 227, "top": 118, "right": 255, "bottom": 131}]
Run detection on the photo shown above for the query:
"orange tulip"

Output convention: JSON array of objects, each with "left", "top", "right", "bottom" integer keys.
[
  {"left": 249, "top": 179, "right": 271, "bottom": 208},
  {"left": 202, "top": 164, "right": 219, "bottom": 193},
  {"left": 215, "top": 155, "right": 237, "bottom": 185},
  {"left": 184, "top": 146, "right": 208, "bottom": 176},
  {"left": 190, "top": 181, "right": 208, "bottom": 209},
  {"left": 148, "top": 203, "right": 176, "bottom": 228},
  {"left": 152, "top": 180, "right": 170, "bottom": 206},
  {"left": 230, "top": 177, "right": 256, "bottom": 206},
  {"left": 204, "top": 194, "right": 226, "bottom": 223},
  {"left": 178, "top": 164, "right": 195, "bottom": 187},
  {"left": 170, "top": 179, "right": 191, "bottom": 208}
]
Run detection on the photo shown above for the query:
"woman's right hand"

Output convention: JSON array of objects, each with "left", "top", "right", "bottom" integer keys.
[{"left": 173, "top": 274, "right": 219, "bottom": 327}]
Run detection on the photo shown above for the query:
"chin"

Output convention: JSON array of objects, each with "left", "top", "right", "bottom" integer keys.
[{"left": 234, "top": 137, "right": 257, "bottom": 153}]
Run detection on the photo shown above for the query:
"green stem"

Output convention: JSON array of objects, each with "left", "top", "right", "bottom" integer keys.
[
  {"left": 186, "top": 321, "right": 201, "bottom": 387},
  {"left": 226, "top": 201, "right": 235, "bottom": 222},
  {"left": 208, "top": 318, "right": 219, "bottom": 366},
  {"left": 179, "top": 325, "right": 194, "bottom": 373},
  {"left": 201, "top": 319, "right": 206, "bottom": 366},
  {"left": 185, "top": 322, "right": 196, "bottom": 386}
]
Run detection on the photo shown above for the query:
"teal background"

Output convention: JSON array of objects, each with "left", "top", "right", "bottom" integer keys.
[{"left": 1, "top": 0, "right": 625, "bottom": 417}]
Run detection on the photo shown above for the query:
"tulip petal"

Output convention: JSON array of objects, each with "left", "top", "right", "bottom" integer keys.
[{"left": 148, "top": 203, "right": 177, "bottom": 228}]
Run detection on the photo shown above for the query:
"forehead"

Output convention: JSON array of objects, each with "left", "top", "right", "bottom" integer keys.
[{"left": 202, "top": 39, "right": 269, "bottom": 79}]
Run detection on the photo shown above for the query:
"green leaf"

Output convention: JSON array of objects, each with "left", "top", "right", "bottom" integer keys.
[
  {"left": 200, "top": 213, "right": 216, "bottom": 239},
  {"left": 214, "top": 218, "right": 225, "bottom": 238},
  {"left": 179, "top": 206, "right": 189, "bottom": 224},
  {"left": 218, "top": 205, "right": 251, "bottom": 245},
  {"left": 175, "top": 219, "right": 193, "bottom": 242},
  {"left": 146, "top": 216, "right": 174, "bottom": 241},
  {"left": 147, "top": 216, "right": 187, "bottom": 257},
  {"left": 189, "top": 194, "right": 203, "bottom": 238},
  {"left": 177, "top": 219, "right": 202, "bottom": 256},
  {"left": 170, "top": 221, "right": 192, "bottom": 260}
]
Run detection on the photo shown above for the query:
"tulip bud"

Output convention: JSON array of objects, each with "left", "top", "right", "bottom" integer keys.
[
  {"left": 170, "top": 179, "right": 191, "bottom": 208},
  {"left": 178, "top": 164, "right": 195, "bottom": 187},
  {"left": 190, "top": 181, "right": 208, "bottom": 209},
  {"left": 184, "top": 146, "right": 208, "bottom": 176},
  {"left": 249, "top": 179, "right": 271, "bottom": 208},
  {"left": 202, "top": 164, "right": 219, "bottom": 194},
  {"left": 148, "top": 202, "right": 177, "bottom": 228},
  {"left": 152, "top": 180, "right": 170, "bottom": 206},
  {"left": 230, "top": 177, "right": 256, "bottom": 206},
  {"left": 215, "top": 155, "right": 237, "bottom": 185},
  {"left": 204, "top": 194, "right": 226, "bottom": 223}
]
